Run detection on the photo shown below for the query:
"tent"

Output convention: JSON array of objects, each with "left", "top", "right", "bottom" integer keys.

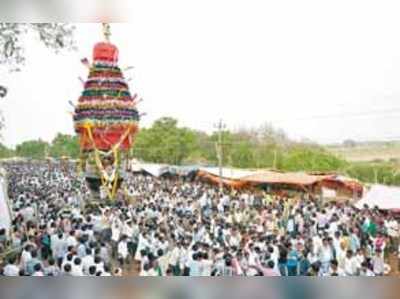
[
  {"left": 131, "top": 163, "right": 169, "bottom": 177},
  {"left": 355, "top": 185, "right": 400, "bottom": 210},
  {"left": 195, "top": 168, "right": 334, "bottom": 191},
  {"left": 319, "top": 175, "right": 363, "bottom": 198},
  {"left": 0, "top": 168, "right": 11, "bottom": 232},
  {"left": 242, "top": 171, "right": 334, "bottom": 187},
  {"left": 127, "top": 162, "right": 363, "bottom": 197},
  {"left": 195, "top": 168, "right": 363, "bottom": 197}
]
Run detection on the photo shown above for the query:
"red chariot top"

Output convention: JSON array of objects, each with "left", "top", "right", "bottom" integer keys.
[{"left": 93, "top": 42, "right": 119, "bottom": 63}]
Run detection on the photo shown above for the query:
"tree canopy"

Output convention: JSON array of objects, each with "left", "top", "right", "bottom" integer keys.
[
  {"left": 133, "top": 117, "right": 198, "bottom": 165},
  {"left": 0, "top": 23, "right": 75, "bottom": 72},
  {"left": 0, "top": 23, "right": 76, "bottom": 135},
  {"left": 15, "top": 139, "right": 49, "bottom": 160},
  {"left": 0, "top": 23, "right": 75, "bottom": 96},
  {"left": 49, "top": 133, "right": 80, "bottom": 159},
  {"left": 132, "top": 117, "right": 346, "bottom": 171}
]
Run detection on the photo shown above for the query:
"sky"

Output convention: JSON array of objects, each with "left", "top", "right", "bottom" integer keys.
[{"left": 3, "top": 1, "right": 400, "bottom": 147}]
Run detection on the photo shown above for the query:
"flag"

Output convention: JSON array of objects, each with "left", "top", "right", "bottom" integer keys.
[{"left": 81, "top": 58, "right": 91, "bottom": 68}]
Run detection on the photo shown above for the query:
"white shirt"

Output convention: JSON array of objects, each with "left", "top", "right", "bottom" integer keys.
[
  {"left": 20, "top": 250, "right": 32, "bottom": 271},
  {"left": 66, "top": 235, "right": 78, "bottom": 248},
  {"left": 200, "top": 259, "right": 213, "bottom": 276},
  {"left": 71, "top": 265, "right": 84, "bottom": 276},
  {"left": 111, "top": 221, "right": 121, "bottom": 242},
  {"left": 344, "top": 257, "right": 358, "bottom": 276},
  {"left": 118, "top": 241, "right": 129, "bottom": 259},
  {"left": 3, "top": 264, "right": 20, "bottom": 276},
  {"left": 320, "top": 246, "right": 333, "bottom": 263},
  {"left": 52, "top": 236, "right": 66, "bottom": 258},
  {"left": 386, "top": 220, "right": 399, "bottom": 238},
  {"left": 123, "top": 223, "right": 134, "bottom": 239},
  {"left": 328, "top": 268, "right": 346, "bottom": 276},
  {"left": 169, "top": 247, "right": 181, "bottom": 266},
  {"left": 82, "top": 255, "right": 94, "bottom": 274}
]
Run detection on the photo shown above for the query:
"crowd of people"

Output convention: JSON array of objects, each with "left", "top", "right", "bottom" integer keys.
[{"left": 0, "top": 161, "right": 399, "bottom": 276}]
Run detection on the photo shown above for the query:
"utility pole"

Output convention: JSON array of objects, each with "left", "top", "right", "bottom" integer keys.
[
  {"left": 374, "top": 168, "right": 379, "bottom": 184},
  {"left": 214, "top": 119, "right": 226, "bottom": 193},
  {"left": 273, "top": 149, "right": 277, "bottom": 169}
]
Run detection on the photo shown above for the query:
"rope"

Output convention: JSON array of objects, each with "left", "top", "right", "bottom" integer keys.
[{"left": 83, "top": 123, "right": 133, "bottom": 199}]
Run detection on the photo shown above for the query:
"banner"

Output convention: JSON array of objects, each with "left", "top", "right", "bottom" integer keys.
[{"left": 0, "top": 172, "right": 11, "bottom": 232}]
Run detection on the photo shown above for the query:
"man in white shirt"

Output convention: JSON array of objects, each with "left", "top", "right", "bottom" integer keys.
[
  {"left": 319, "top": 239, "right": 334, "bottom": 274},
  {"left": 157, "top": 249, "right": 170, "bottom": 276},
  {"left": 71, "top": 257, "right": 84, "bottom": 276},
  {"left": 52, "top": 233, "right": 66, "bottom": 263},
  {"left": 326, "top": 259, "right": 345, "bottom": 276},
  {"left": 32, "top": 264, "right": 45, "bottom": 276},
  {"left": 360, "top": 262, "right": 375, "bottom": 277},
  {"left": 3, "top": 257, "right": 20, "bottom": 276},
  {"left": 22, "top": 204, "right": 35, "bottom": 223},
  {"left": 66, "top": 231, "right": 78, "bottom": 248},
  {"left": 82, "top": 249, "right": 94, "bottom": 275},
  {"left": 20, "top": 245, "right": 32, "bottom": 273},
  {"left": 344, "top": 250, "right": 359, "bottom": 276},
  {"left": 118, "top": 235, "right": 129, "bottom": 268}
]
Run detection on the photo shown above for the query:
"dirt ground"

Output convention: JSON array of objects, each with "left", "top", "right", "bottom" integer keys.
[{"left": 123, "top": 260, "right": 140, "bottom": 276}]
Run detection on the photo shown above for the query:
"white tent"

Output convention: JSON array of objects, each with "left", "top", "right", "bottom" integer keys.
[
  {"left": 141, "top": 163, "right": 168, "bottom": 177},
  {"left": 0, "top": 169, "right": 11, "bottom": 232},
  {"left": 130, "top": 161, "right": 168, "bottom": 177},
  {"left": 355, "top": 185, "right": 400, "bottom": 210}
]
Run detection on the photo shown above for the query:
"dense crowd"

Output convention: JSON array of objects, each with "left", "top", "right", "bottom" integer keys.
[{"left": 0, "top": 162, "right": 398, "bottom": 276}]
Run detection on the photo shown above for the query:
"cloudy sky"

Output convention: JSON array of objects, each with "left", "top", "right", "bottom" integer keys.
[{"left": 3, "top": 1, "right": 400, "bottom": 147}]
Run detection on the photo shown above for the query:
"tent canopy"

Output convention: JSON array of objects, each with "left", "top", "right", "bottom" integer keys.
[
  {"left": 242, "top": 171, "right": 334, "bottom": 186},
  {"left": 195, "top": 168, "right": 362, "bottom": 196},
  {"left": 355, "top": 185, "right": 400, "bottom": 210},
  {"left": 131, "top": 163, "right": 168, "bottom": 177},
  {"left": 199, "top": 167, "right": 256, "bottom": 180},
  {"left": 128, "top": 162, "right": 362, "bottom": 196}
]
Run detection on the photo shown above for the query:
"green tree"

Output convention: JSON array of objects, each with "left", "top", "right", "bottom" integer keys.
[
  {"left": 133, "top": 117, "right": 199, "bottom": 165},
  {"left": 184, "top": 131, "right": 214, "bottom": 165},
  {"left": 282, "top": 144, "right": 347, "bottom": 172},
  {"left": 344, "top": 162, "right": 400, "bottom": 186},
  {"left": 16, "top": 139, "right": 49, "bottom": 159},
  {"left": 49, "top": 133, "right": 80, "bottom": 159},
  {"left": 0, "top": 143, "right": 14, "bottom": 158},
  {"left": 229, "top": 140, "right": 255, "bottom": 168},
  {"left": 129, "top": 117, "right": 351, "bottom": 173}
]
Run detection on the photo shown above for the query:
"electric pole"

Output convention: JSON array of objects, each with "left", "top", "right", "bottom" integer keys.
[{"left": 215, "top": 119, "right": 226, "bottom": 193}]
